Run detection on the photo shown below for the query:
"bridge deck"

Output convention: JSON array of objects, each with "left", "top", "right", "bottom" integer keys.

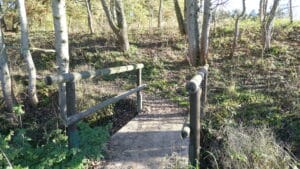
[{"left": 104, "top": 94, "right": 189, "bottom": 169}]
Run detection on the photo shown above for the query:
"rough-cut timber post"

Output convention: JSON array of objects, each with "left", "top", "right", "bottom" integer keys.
[
  {"left": 137, "top": 68, "right": 142, "bottom": 113},
  {"left": 66, "top": 81, "right": 79, "bottom": 148},
  {"left": 188, "top": 86, "right": 201, "bottom": 166}
]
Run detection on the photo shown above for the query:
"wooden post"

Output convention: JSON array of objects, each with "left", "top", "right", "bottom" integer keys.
[
  {"left": 200, "top": 67, "right": 208, "bottom": 117},
  {"left": 66, "top": 81, "right": 80, "bottom": 148},
  {"left": 189, "top": 88, "right": 201, "bottom": 167},
  {"left": 137, "top": 68, "right": 142, "bottom": 113}
]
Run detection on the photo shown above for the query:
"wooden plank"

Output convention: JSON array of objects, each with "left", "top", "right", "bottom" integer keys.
[
  {"left": 67, "top": 84, "right": 147, "bottom": 125},
  {"left": 45, "top": 64, "right": 144, "bottom": 85}
]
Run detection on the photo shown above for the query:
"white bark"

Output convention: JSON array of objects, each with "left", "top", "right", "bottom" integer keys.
[
  {"left": 230, "top": 0, "right": 246, "bottom": 58},
  {"left": 101, "top": 0, "right": 129, "bottom": 51},
  {"left": 200, "top": 0, "right": 212, "bottom": 66},
  {"left": 289, "top": 0, "right": 293, "bottom": 23},
  {"left": 17, "top": 0, "right": 38, "bottom": 106},
  {"left": 115, "top": 0, "right": 129, "bottom": 51},
  {"left": 174, "top": 0, "right": 186, "bottom": 35},
  {"left": 158, "top": 0, "right": 163, "bottom": 28},
  {"left": 52, "top": 0, "right": 70, "bottom": 123},
  {"left": 85, "top": 0, "right": 94, "bottom": 34},
  {"left": 261, "top": 0, "right": 280, "bottom": 51},
  {"left": 0, "top": 22, "right": 14, "bottom": 111},
  {"left": 186, "top": 0, "right": 200, "bottom": 66}
]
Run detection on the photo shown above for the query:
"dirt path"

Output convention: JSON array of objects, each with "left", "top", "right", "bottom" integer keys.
[{"left": 103, "top": 93, "right": 189, "bottom": 169}]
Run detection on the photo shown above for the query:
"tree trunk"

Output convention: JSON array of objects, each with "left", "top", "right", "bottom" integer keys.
[
  {"left": 100, "top": 0, "right": 129, "bottom": 51},
  {"left": 0, "top": 3, "right": 7, "bottom": 31},
  {"left": 199, "top": 0, "right": 212, "bottom": 66},
  {"left": 110, "top": 0, "right": 116, "bottom": 21},
  {"left": 52, "top": 0, "right": 70, "bottom": 123},
  {"left": 158, "top": 0, "right": 163, "bottom": 28},
  {"left": 289, "top": 0, "right": 293, "bottom": 24},
  {"left": 85, "top": 0, "right": 94, "bottom": 34},
  {"left": 186, "top": 0, "right": 200, "bottom": 66},
  {"left": 174, "top": 0, "right": 186, "bottom": 35},
  {"left": 0, "top": 22, "right": 15, "bottom": 112},
  {"left": 115, "top": 0, "right": 129, "bottom": 51},
  {"left": 261, "top": 0, "right": 280, "bottom": 52},
  {"left": 17, "top": 0, "right": 38, "bottom": 106},
  {"left": 230, "top": 0, "right": 246, "bottom": 58}
]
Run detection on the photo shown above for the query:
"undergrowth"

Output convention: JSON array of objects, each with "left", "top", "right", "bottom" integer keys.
[{"left": 0, "top": 122, "right": 110, "bottom": 169}]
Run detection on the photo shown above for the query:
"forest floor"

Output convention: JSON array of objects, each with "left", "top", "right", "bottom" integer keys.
[{"left": 0, "top": 19, "right": 299, "bottom": 168}]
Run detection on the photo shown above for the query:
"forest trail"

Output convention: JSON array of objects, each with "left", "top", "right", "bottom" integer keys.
[{"left": 103, "top": 93, "right": 189, "bottom": 169}]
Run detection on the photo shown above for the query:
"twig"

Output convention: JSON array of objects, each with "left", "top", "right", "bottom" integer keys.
[
  {"left": 30, "top": 47, "right": 56, "bottom": 53},
  {"left": 203, "top": 150, "right": 219, "bottom": 169},
  {"left": 0, "top": 148, "right": 13, "bottom": 168}
]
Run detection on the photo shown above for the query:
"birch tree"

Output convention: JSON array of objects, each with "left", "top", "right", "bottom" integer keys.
[
  {"left": 17, "top": 0, "right": 38, "bottom": 106},
  {"left": 199, "top": 0, "right": 212, "bottom": 66},
  {"left": 289, "top": 0, "right": 293, "bottom": 24},
  {"left": 158, "top": 0, "right": 163, "bottom": 28},
  {"left": 186, "top": 0, "right": 200, "bottom": 66},
  {"left": 100, "top": 0, "right": 129, "bottom": 51},
  {"left": 174, "top": 0, "right": 186, "bottom": 35},
  {"left": 85, "top": 0, "right": 94, "bottom": 34},
  {"left": 0, "top": 20, "right": 15, "bottom": 112},
  {"left": 260, "top": 0, "right": 280, "bottom": 53},
  {"left": 230, "top": 0, "right": 246, "bottom": 58},
  {"left": 52, "top": 0, "right": 69, "bottom": 122}
]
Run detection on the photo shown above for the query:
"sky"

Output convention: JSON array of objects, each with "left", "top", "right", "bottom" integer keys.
[{"left": 222, "top": 0, "right": 300, "bottom": 20}]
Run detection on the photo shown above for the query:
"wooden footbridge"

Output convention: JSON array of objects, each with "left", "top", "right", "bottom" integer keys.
[{"left": 45, "top": 63, "right": 209, "bottom": 168}]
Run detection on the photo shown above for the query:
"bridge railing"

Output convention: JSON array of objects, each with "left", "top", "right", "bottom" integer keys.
[
  {"left": 45, "top": 64, "right": 146, "bottom": 147},
  {"left": 182, "top": 64, "right": 209, "bottom": 167}
]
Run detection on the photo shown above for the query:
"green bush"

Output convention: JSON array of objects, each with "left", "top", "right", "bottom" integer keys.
[{"left": 0, "top": 123, "right": 110, "bottom": 169}]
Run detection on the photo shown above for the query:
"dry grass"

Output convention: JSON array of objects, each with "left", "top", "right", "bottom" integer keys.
[{"left": 205, "top": 125, "right": 299, "bottom": 169}]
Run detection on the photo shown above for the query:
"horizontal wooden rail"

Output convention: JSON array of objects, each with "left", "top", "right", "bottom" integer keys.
[
  {"left": 45, "top": 64, "right": 144, "bottom": 85},
  {"left": 186, "top": 64, "right": 209, "bottom": 93},
  {"left": 67, "top": 84, "right": 147, "bottom": 125}
]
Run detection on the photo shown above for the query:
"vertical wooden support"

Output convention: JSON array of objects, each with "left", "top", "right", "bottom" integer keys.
[
  {"left": 189, "top": 88, "right": 201, "bottom": 167},
  {"left": 200, "top": 72, "right": 208, "bottom": 117},
  {"left": 66, "top": 81, "right": 80, "bottom": 148},
  {"left": 136, "top": 68, "right": 142, "bottom": 113}
]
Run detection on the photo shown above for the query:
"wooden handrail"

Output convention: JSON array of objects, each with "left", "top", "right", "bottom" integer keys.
[
  {"left": 186, "top": 64, "right": 209, "bottom": 93},
  {"left": 184, "top": 64, "right": 209, "bottom": 167},
  {"left": 45, "top": 63, "right": 145, "bottom": 148},
  {"left": 45, "top": 63, "right": 144, "bottom": 85},
  {"left": 67, "top": 84, "right": 147, "bottom": 125}
]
